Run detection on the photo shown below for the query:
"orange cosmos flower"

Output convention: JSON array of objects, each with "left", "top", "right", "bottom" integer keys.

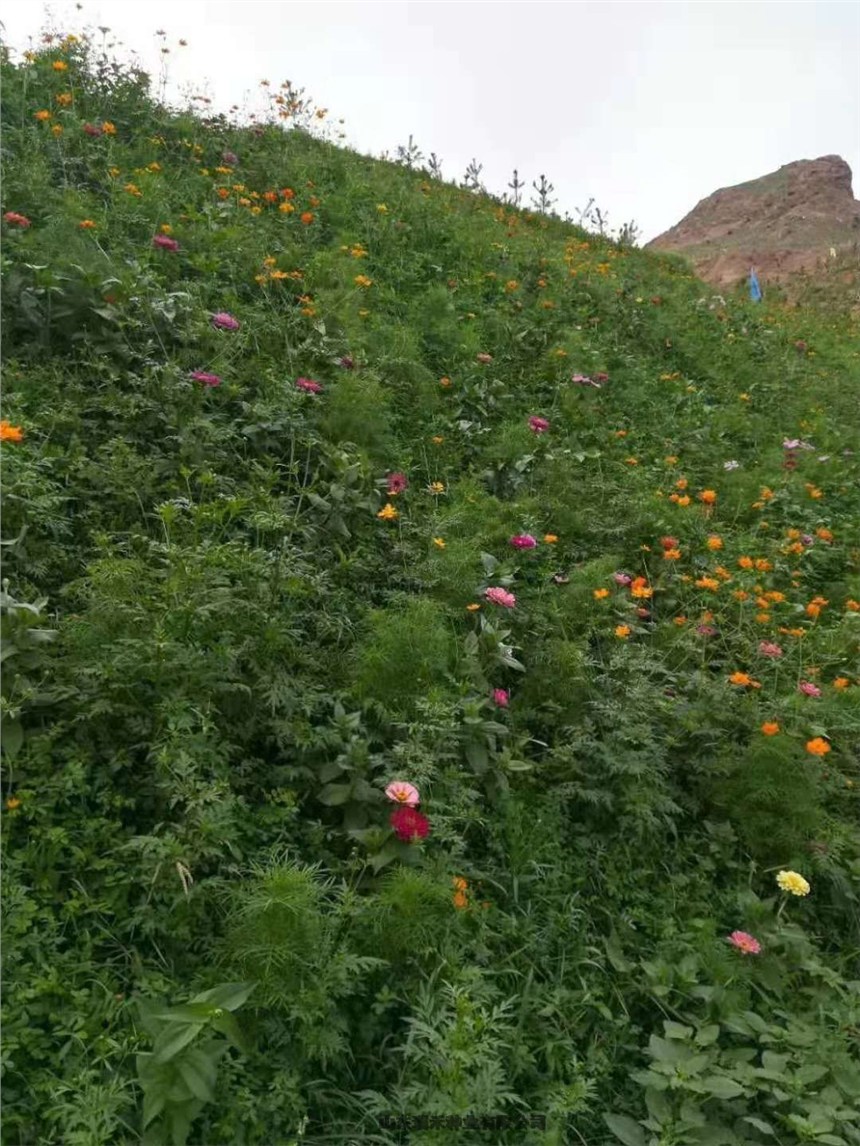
[
  {"left": 615, "top": 625, "right": 631, "bottom": 639},
  {"left": 1, "top": 421, "right": 24, "bottom": 442},
  {"left": 761, "top": 722, "right": 780, "bottom": 736},
  {"left": 300, "top": 211, "right": 314, "bottom": 225},
  {"left": 698, "top": 490, "right": 717, "bottom": 505},
  {"left": 805, "top": 737, "right": 830, "bottom": 756}
]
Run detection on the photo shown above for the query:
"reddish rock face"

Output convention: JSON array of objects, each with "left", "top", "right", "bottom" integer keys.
[{"left": 647, "top": 155, "right": 860, "bottom": 292}]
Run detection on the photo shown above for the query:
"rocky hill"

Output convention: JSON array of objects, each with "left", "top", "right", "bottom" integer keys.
[{"left": 647, "top": 155, "right": 860, "bottom": 295}]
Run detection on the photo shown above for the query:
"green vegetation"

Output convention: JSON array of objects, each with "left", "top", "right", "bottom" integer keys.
[{"left": 2, "top": 31, "right": 860, "bottom": 1146}]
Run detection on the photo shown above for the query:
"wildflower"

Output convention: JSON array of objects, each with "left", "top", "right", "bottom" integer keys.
[
  {"left": 806, "top": 737, "right": 831, "bottom": 756},
  {"left": 354, "top": 274, "right": 373, "bottom": 287},
  {"left": 697, "top": 624, "right": 718, "bottom": 637},
  {"left": 34, "top": 110, "right": 52, "bottom": 122},
  {"left": 846, "top": 600, "right": 860, "bottom": 612},
  {"left": 706, "top": 535, "right": 723, "bottom": 550},
  {"left": 190, "top": 371, "right": 221, "bottom": 387},
  {"left": 761, "top": 722, "right": 780, "bottom": 736},
  {"left": 386, "top": 472, "right": 408, "bottom": 495},
  {"left": 390, "top": 805, "right": 430, "bottom": 842},
  {"left": 727, "top": 930, "right": 762, "bottom": 955},
  {"left": 699, "top": 490, "right": 718, "bottom": 505},
  {"left": 5, "top": 797, "right": 21, "bottom": 811},
  {"left": 339, "top": 355, "right": 355, "bottom": 369},
  {"left": 101, "top": 121, "right": 117, "bottom": 135},
  {"left": 296, "top": 377, "right": 323, "bottom": 394},
  {"left": 431, "top": 435, "right": 444, "bottom": 445},
  {"left": 660, "top": 535, "right": 679, "bottom": 550},
  {"left": 466, "top": 603, "right": 481, "bottom": 612},
  {"left": 728, "top": 672, "right": 761, "bottom": 689},
  {"left": 776, "top": 870, "right": 810, "bottom": 896},
  {"left": 152, "top": 234, "right": 179, "bottom": 251},
  {"left": 510, "top": 534, "right": 537, "bottom": 550},
  {"left": 485, "top": 587, "right": 516, "bottom": 609},
  {"left": 833, "top": 677, "right": 850, "bottom": 690},
  {"left": 630, "top": 577, "right": 653, "bottom": 599},
  {"left": 3, "top": 212, "right": 31, "bottom": 228},
  {"left": 211, "top": 311, "right": 239, "bottom": 331},
  {"left": 123, "top": 183, "right": 142, "bottom": 197},
  {"left": 673, "top": 616, "right": 687, "bottom": 625},
  {"left": 758, "top": 641, "right": 783, "bottom": 658},
  {"left": 505, "top": 280, "right": 519, "bottom": 292},
  {"left": 439, "top": 376, "right": 452, "bottom": 388},
  {"left": 376, "top": 203, "right": 388, "bottom": 213},
  {"left": 613, "top": 572, "right": 632, "bottom": 587},
  {"left": 51, "top": 124, "right": 64, "bottom": 137},
  {"left": 799, "top": 681, "right": 822, "bottom": 698},
  {"left": 675, "top": 495, "right": 691, "bottom": 507},
  {"left": 0, "top": 421, "right": 24, "bottom": 442},
  {"left": 279, "top": 201, "right": 295, "bottom": 213},
  {"left": 300, "top": 211, "right": 314, "bottom": 225},
  {"left": 221, "top": 150, "right": 239, "bottom": 166},
  {"left": 738, "top": 556, "right": 754, "bottom": 570},
  {"left": 492, "top": 688, "right": 509, "bottom": 708},
  {"left": 615, "top": 625, "right": 631, "bottom": 639},
  {"left": 376, "top": 503, "right": 399, "bottom": 521},
  {"left": 385, "top": 780, "right": 420, "bottom": 807},
  {"left": 528, "top": 416, "right": 550, "bottom": 434},
  {"left": 427, "top": 482, "right": 445, "bottom": 495},
  {"left": 663, "top": 548, "right": 681, "bottom": 561},
  {"left": 51, "top": 60, "right": 69, "bottom": 72},
  {"left": 593, "top": 588, "right": 610, "bottom": 600},
  {"left": 433, "top": 537, "right": 446, "bottom": 549},
  {"left": 476, "top": 353, "right": 493, "bottom": 364},
  {"left": 543, "top": 534, "right": 558, "bottom": 544}
]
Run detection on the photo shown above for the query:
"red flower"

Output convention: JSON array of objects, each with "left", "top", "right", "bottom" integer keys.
[
  {"left": 390, "top": 806, "right": 430, "bottom": 842},
  {"left": 386, "top": 471, "right": 408, "bottom": 495},
  {"left": 3, "top": 211, "right": 31, "bottom": 228},
  {"left": 152, "top": 234, "right": 180, "bottom": 252},
  {"left": 660, "top": 535, "right": 680, "bottom": 550}
]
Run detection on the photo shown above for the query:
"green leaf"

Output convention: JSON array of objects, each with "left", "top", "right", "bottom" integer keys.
[
  {"left": 663, "top": 1021, "right": 693, "bottom": 1041},
  {"left": 742, "top": 1118, "right": 774, "bottom": 1136},
  {"left": 192, "top": 982, "right": 255, "bottom": 1012},
  {"left": 177, "top": 1054, "right": 217, "bottom": 1103},
  {"left": 695, "top": 1024, "right": 721, "bottom": 1047},
  {"left": 704, "top": 1076, "right": 745, "bottom": 1099},
  {"left": 211, "top": 1009, "right": 249, "bottom": 1054},
  {"left": 1, "top": 720, "right": 23, "bottom": 759},
  {"left": 152, "top": 1023, "right": 204, "bottom": 1065},
  {"left": 603, "top": 1113, "right": 647, "bottom": 1146},
  {"left": 317, "top": 783, "right": 352, "bottom": 806}
]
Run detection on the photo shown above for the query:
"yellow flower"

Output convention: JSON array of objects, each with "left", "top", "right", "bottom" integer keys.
[
  {"left": 52, "top": 60, "right": 68, "bottom": 71},
  {"left": 52, "top": 124, "right": 64, "bottom": 137},
  {"left": 78, "top": 219, "right": 96, "bottom": 229},
  {"left": 431, "top": 435, "right": 444, "bottom": 445},
  {"left": 833, "top": 677, "right": 850, "bottom": 690},
  {"left": 432, "top": 537, "right": 446, "bottom": 549},
  {"left": 543, "top": 534, "right": 558, "bottom": 544},
  {"left": 101, "top": 121, "right": 117, "bottom": 135},
  {"left": 5, "top": 797, "right": 21, "bottom": 811},
  {"left": 593, "top": 588, "right": 610, "bottom": 600},
  {"left": 664, "top": 455, "right": 679, "bottom": 465},
  {"left": 676, "top": 495, "right": 691, "bottom": 507},
  {"left": 34, "top": 110, "right": 52, "bottom": 122},
  {"left": 376, "top": 503, "right": 398, "bottom": 521},
  {"left": 466, "top": 603, "right": 481, "bottom": 612},
  {"left": 614, "top": 625, "right": 631, "bottom": 639},
  {"left": 776, "top": 870, "right": 810, "bottom": 897},
  {"left": 427, "top": 481, "right": 445, "bottom": 494},
  {"left": 706, "top": 536, "right": 723, "bottom": 551},
  {"left": 56, "top": 92, "right": 73, "bottom": 106},
  {"left": 354, "top": 274, "right": 373, "bottom": 288},
  {"left": 376, "top": 203, "right": 388, "bottom": 213}
]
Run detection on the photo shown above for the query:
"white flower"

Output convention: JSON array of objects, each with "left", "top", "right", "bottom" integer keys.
[{"left": 723, "top": 460, "right": 740, "bottom": 471}]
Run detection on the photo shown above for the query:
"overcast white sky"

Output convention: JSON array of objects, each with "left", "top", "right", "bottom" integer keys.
[{"left": 4, "top": 1, "right": 859, "bottom": 241}]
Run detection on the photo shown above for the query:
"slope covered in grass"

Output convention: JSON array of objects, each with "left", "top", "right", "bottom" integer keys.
[{"left": 2, "top": 33, "right": 860, "bottom": 1146}]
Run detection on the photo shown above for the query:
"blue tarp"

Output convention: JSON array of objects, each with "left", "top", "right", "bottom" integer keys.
[{"left": 749, "top": 269, "right": 762, "bottom": 302}]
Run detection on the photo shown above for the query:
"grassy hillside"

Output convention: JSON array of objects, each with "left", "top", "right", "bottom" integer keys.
[{"left": 2, "top": 32, "right": 860, "bottom": 1146}]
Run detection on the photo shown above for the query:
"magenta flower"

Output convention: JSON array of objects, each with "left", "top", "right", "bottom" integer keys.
[
  {"left": 510, "top": 534, "right": 537, "bottom": 549},
  {"left": 758, "top": 641, "right": 784, "bottom": 658},
  {"left": 528, "top": 415, "right": 550, "bottom": 434},
  {"left": 612, "top": 572, "right": 632, "bottom": 586},
  {"left": 152, "top": 234, "right": 180, "bottom": 252},
  {"left": 296, "top": 377, "right": 323, "bottom": 393},
  {"left": 799, "top": 681, "right": 822, "bottom": 698},
  {"left": 385, "top": 780, "right": 420, "bottom": 807},
  {"left": 696, "top": 624, "right": 718, "bottom": 637},
  {"left": 727, "top": 930, "right": 761, "bottom": 955},
  {"left": 492, "top": 688, "right": 509, "bottom": 708},
  {"left": 190, "top": 371, "right": 222, "bottom": 387},
  {"left": 211, "top": 311, "right": 240, "bottom": 331},
  {"left": 386, "top": 471, "right": 409, "bottom": 495},
  {"left": 339, "top": 355, "right": 355, "bottom": 369},
  {"left": 485, "top": 587, "right": 516, "bottom": 608},
  {"left": 390, "top": 806, "right": 430, "bottom": 842}
]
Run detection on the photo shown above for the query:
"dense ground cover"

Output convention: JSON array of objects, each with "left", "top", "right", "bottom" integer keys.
[{"left": 2, "top": 32, "right": 860, "bottom": 1146}]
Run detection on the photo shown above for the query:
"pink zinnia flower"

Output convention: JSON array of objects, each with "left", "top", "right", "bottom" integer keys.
[
  {"left": 727, "top": 930, "right": 761, "bottom": 956},
  {"left": 510, "top": 534, "right": 537, "bottom": 549},
  {"left": 152, "top": 234, "right": 180, "bottom": 252},
  {"left": 385, "top": 780, "right": 420, "bottom": 807},
  {"left": 613, "top": 572, "right": 632, "bottom": 586},
  {"left": 296, "top": 377, "right": 323, "bottom": 393},
  {"left": 390, "top": 806, "right": 430, "bottom": 842},
  {"left": 386, "top": 471, "right": 409, "bottom": 495},
  {"left": 485, "top": 587, "right": 516, "bottom": 608},
  {"left": 758, "top": 641, "right": 783, "bottom": 658},
  {"left": 528, "top": 416, "right": 550, "bottom": 434},
  {"left": 492, "top": 688, "right": 509, "bottom": 708},
  {"left": 799, "top": 681, "right": 822, "bottom": 698},
  {"left": 190, "top": 371, "right": 221, "bottom": 387},
  {"left": 3, "top": 211, "right": 31, "bottom": 228},
  {"left": 211, "top": 311, "right": 240, "bottom": 331}
]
